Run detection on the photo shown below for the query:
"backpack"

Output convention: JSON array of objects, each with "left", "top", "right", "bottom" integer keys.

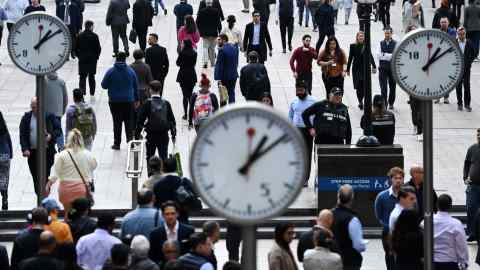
[
  {"left": 252, "top": 68, "right": 268, "bottom": 92},
  {"left": 73, "top": 105, "right": 95, "bottom": 139},
  {"left": 175, "top": 178, "right": 203, "bottom": 212},
  {"left": 193, "top": 93, "right": 213, "bottom": 126},
  {"left": 149, "top": 98, "right": 170, "bottom": 133}
]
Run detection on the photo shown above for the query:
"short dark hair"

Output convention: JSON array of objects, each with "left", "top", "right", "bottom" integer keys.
[
  {"left": 31, "top": 207, "right": 49, "bottom": 225},
  {"left": 116, "top": 52, "right": 127, "bottom": 62},
  {"left": 189, "top": 232, "right": 208, "bottom": 250},
  {"left": 96, "top": 213, "right": 116, "bottom": 230},
  {"left": 110, "top": 244, "right": 130, "bottom": 266},
  {"left": 137, "top": 189, "right": 154, "bottom": 205},
  {"left": 84, "top": 20, "right": 94, "bottom": 30},
  {"left": 73, "top": 88, "right": 84, "bottom": 102},
  {"left": 163, "top": 156, "right": 177, "bottom": 173},
  {"left": 202, "top": 221, "right": 220, "bottom": 237},
  {"left": 133, "top": 49, "right": 144, "bottom": 60},
  {"left": 437, "top": 194, "right": 452, "bottom": 211},
  {"left": 248, "top": 51, "right": 259, "bottom": 63},
  {"left": 398, "top": 185, "right": 416, "bottom": 199},
  {"left": 302, "top": 34, "right": 312, "bottom": 41},
  {"left": 149, "top": 33, "right": 159, "bottom": 40},
  {"left": 160, "top": 201, "right": 178, "bottom": 213},
  {"left": 149, "top": 80, "right": 163, "bottom": 93},
  {"left": 384, "top": 26, "right": 393, "bottom": 32},
  {"left": 313, "top": 228, "right": 332, "bottom": 248},
  {"left": 148, "top": 156, "right": 162, "bottom": 173},
  {"left": 223, "top": 261, "right": 242, "bottom": 270},
  {"left": 219, "top": 34, "right": 229, "bottom": 42}
]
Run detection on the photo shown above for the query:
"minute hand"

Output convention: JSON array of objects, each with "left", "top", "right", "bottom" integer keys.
[
  {"left": 33, "top": 29, "right": 62, "bottom": 50},
  {"left": 422, "top": 47, "right": 454, "bottom": 71}
]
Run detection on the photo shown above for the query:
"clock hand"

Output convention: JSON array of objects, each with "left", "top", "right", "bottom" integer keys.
[
  {"left": 421, "top": 47, "right": 441, "bottom": 72},
  {"left": 428, "top": 47, "right": 454, "bottom": 65},
  {"left": 238, "top": 134, "right": 288, "bottom": 175},
  {"left": 238, "top": 135, "right": 268, "bottom": 175},
  {"left": 33, "top": 29, "right": 62, "bottom": 50},
  {"left": 33, "top": 29, "right": 52, "bottom": 50}
]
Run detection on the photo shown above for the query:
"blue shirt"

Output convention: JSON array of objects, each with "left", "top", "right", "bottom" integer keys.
[
  {"left": 120, "top": 206, "right": 164, "bottom": 239},
  {"left": 374, "top": 187, "right": 398, "bottom": 231},
  {"left": 252, "top": 23, "right": 261, "bottom": 45},
  {"left": 348, "top": 217, "right": 366, "bottom": 253},
  {"left": 288, "top": 95, "right": 317, "bottom": 128}
]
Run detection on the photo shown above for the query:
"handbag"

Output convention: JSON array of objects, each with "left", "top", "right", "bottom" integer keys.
[
  {"left": 129, "top": 29, "right": 137, "bottom": 43},
  {"left": 218, "top": 83, "right": 229, "bottom": 105},
  {"left": 67, "top": 151, "right": 94, "bottom": 206}
]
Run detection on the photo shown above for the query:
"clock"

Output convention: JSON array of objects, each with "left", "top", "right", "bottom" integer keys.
[
  {"left": 391, "top": 29, "right": 464, "bottom": 100},
  {"left": 190, "top": 104, "right": 308, "bottom": 224},
  {"left": 7, "top": 12, "right": 72, "bottom": 75}
]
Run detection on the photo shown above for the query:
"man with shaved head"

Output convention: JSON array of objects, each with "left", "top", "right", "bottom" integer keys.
[
  {"left": 18, "top": 231, "right": 64, "bottom": 270},
  {"left": 332, "top": 184, "right": 366, "bottom": 270},
  {"left": 406, "top": 164, "right": 438, "bottom": 219},
  {"left": 297, "top": 209, "right": 335, "bottom": 262}
]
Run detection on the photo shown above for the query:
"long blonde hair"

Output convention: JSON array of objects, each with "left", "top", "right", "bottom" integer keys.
[{"left": 65, "top": 129, "right": 85, "bottom": 152}]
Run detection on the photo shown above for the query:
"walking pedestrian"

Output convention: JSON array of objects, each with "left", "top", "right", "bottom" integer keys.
[
  {"left": 288, "top": 80, "right": 317, "bottom": 186},
  {"left": 450, "top": 0, "right": 463, "bottom": 23},
  {"left": 402, "top": 0, "right": 424, "bottom": 31},
  {"left": 268, "top": 223, "right": 298, "bottom": 270},
  {"left": 198, "top": 0, "right": 225, "bottom": 21},
  {"left": 176, "top": 39, "right": 197, "bottom": 120},
  {"left": 132, "top": 0, "right": 154, "bottom": 52},
  {"left": 360, "top": 94, "right": 395, "bottom": 144},
  {"left": 432, "top": 0, "right": 458, "bottom": 29},
  {"left": 221, "top": 15, "right": 244, "bottom": 51},
  {"left": 275, "top": 0, "right": 295, "bottom": 53},
  {"left": 189, "top": 74, "right": 219, "bottom": 132},
  {"left": 173, "top": 0, "right": 193, "bottom": 33},
  {"left": 346, "top": 31, "right": 376, "bottom": 110},
  {"left": 341, "top": 0, "right": 353, "bottom": 25},
  {"left": 314, "top": 0, "right": 335, "bottom": 52},
  {"left": 464, "top": 0, "right": 480, "bottom": 59},
  {"left": 297, "top": 0, "right": 311, "bottom": 27},
  {"left": 178, "top": 15, "right": 200, "bottom": 50},
  {"left": 331, "top": 184, "right": 366, "bottom": 270},
  {"left": 135, "top": 80, "right": 176, "bottom": 163},
  {"left": 196, "top": 0, "right": 222, "bottom": 68},
  {"left": 254, "top": 0, "right": 271, "bottom": 24},
  {"left": 130, "top": 49, "right": 154, "bottom": 105},
  {"left": 243, "top": 11, "right": 273, "bottom": 64},
  {"left": 76, "top": 20, "right": 101, "bottom": 99},
  {"left": 66, "top": 89, "right": 97, "bottom": 150},
  {"left": 101, "top": 52, "right": 139, "bottom": 150},
  {"left": 130, "top": 235, "right": 160, "bottom": 270},
  {"left": 152, "top": 0, "right": 167, "bottom": 15},
  {"left": 106, "top": 0, "right": 130, "bottom": 57},
  {"left": 46, "top": 129, "right": 97, "bottom": 217},
  {"left": 290, "top": 35, "right": 317, "bottom": 94},
  {"left": 178, "top": 232, "right": 215, "bottom": 270},
  {"left": 56, "top": 0, "right": 83, "bottom": 59},
  {"left": 303, "top": 227, "right": 342, "bottom": 270},
  {"left": 302, "top": 87, "right": 352, "bottom": 144},
  {"left": 377, "top": 0, "right": 393, "bottom": 29},
  {"left": 45, "top": 71, "right": 68, "bottom": 152},
  {"left": 317, "top": 36, "right": 347, "bottom": 97},
  {"left": 377, "top": 27, "right": 397, "bottom": 109},
  {"left": 456, "top": 26, "right": 475, "bottom": 112},
  {"left": 464, "top": 128, "right": 480, "bottom": 241},
  {"left": 19, "top": 97, "right": 61, "bottom": 200},
  {"left": 240, "top": 51, "right": 271, "bottom": 101},
  {"left": 214, "top": 34, "right": 239, "bottom": 104},
  {"left": 203, "top": 221, "right": 221, "bottom": 268},
  {"left": 374, "top": 167, "right": 404, "bottom": 270},
  {"left": 308, "top": 0, "right": 322, "bottom": 31},
  {"left": 145, "top": 33, "right": 169, "bottom": 91},
  {"left": 406, "top": 164, "right": 438, "bottom": 218},
  {"left": 24, "top": 0, "right": 45, "bottom": 14},
  {"left": 3, "top": 0, "right": 28, "bottom": 32},
  {"left": 391, "top": 210, "right": 423, "bottom": 270},
  {"left": 0, "top": 111, "right": 12, "bottom": 210}
]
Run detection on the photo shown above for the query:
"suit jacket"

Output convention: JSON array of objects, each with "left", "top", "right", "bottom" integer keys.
[
  {"left": 196, "top": 6, "right": 222, "bottom": 37},
  {"left": 148, "top": 222, "right": 195, "bottom": 264},
  {"left": 459, "top": 39, "right": 476, "bottom": 68},
  {"left": 268, "top": 242, "right": 299, "bottom": 270},
  {"left": 106, "top": 0, "right": 130, "bottom": 26},
  {"left": 243, "top": 22, "right": 273, "bottom": 60},
  {"left": 19, "top": 112, "right": 61, "bottom": 152},
  {"left": 346, "top": 43, "right": 376, "bottom": 89},
  {"left": 197, "top": 0, "right": 224, "bottom": 21},
  {"left": 145, "top": 44, "right": 169, "bottom": 82},
  {"left": 214, "top": 43, "right": 239, "bottom": 81},
  {"left": 132, "top": 0, "right": 153, "bottom": 30}
]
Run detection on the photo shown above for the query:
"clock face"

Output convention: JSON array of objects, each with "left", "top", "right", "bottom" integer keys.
[
  {"left": 190, "top": 104, "right": 307, "bottom": 224},
  {"left": 7, "top": 12, "right": 71, "bottom": 75},
  {"left": 391, "top": 29, "right": 464, "bottom": 100}
]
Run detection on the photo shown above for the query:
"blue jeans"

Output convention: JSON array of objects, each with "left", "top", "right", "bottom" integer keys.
[
  {"left": 298, "top": 1, "right": 310, "bottom": 26},
  {"left": 222, "top": 79, "right": 238, "bottom": 104},
  {"left": 466, "top": 184, "right": 480, "bottom": 236},
  {"left": 55, "top": 116, "right": 64, "bottom": 151},
  {"left": 153, "top": 0, "right": 165, "bottom": 14}
]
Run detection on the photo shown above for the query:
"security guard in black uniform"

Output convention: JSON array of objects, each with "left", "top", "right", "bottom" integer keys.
[
  {"left": 360, "top": 94, "right": 395, "bottom": 144},
  {"left": 302, "top": 87, "right": 352, "bottom": 144}
]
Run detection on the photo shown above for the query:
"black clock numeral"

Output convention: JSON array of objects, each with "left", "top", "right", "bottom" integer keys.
[
  {"left": 22, "top": 50, "right": 28, "bottom": 57},
  {"left": 260, "top": 183, "right": 270, "bottom": 197},
  {"left": 409, "top": 51, "right": 419, "bottom": 60},
  {"left": 267, "top": 119, "right": 274, "bottom": 129},
  {"left": 426, "top": 88, "right": 430, "bottom": 94},
  {"left": 448, "top": 75, "right": 456, "bottom": 80},
  {"left": 15, "top": 54, "right": 21, "bottom": 58},
  {"left": 245, "top": 113, "right": 250, "bottom": 124},
  {"left": 289, "top": 161, "right": 300, "bottom": 166}
]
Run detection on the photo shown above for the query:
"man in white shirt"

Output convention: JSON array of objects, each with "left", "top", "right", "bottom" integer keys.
[
  {"left": 433, "top": 194, "right": 469, "bottom": 270},
  {"left": 389, "top": 185, "right": 417, "bottom": 233},
  {"left": 377, "top": 27, "right": 397, "bottom": 110}
]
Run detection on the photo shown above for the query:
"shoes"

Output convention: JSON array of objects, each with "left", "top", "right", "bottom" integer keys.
[
  {"left": 458, "top": 105, "right": 463, "bottom": 111},
  {"left": 303, "top": 182, "right": 309, "bottom": 188},
  {"left": 164, "top": 9, "right": 167, "bottom": 15},
  {"left": 305, "top": 24, "right": 309, "bottom": 28},
  {"left": 345, "top": 21, "right": 348, "bottom": 25},
  {"left": 443, "top": 98, "right": 449, "bottom": 104},
  {"left": 288, "top": 44, "right": 292, "bottom": 51},
  {"left": 112, "top": 53, "right": 118, "bottom": 58},
  {"left": 388, "top": 104, "right": 394, "bottom": 110},
  {"left": 358, "top": 103, "right": 363, "bottom": 110},
  {"left": 111, "top": 145, "right": 120, "bottom": 150},
  {"left": 182, "top": 114, "right": 187, "bottom": 120},
  {"left": 434, "top": 99, "right": 440, "bottom": 104},
  {"left": 417, "top": 134, "right": 423, "bottom": 141},
  {"left": 241, "top": 9, "right": 249, "bottom": 13},
  {"left": 282, "top": 49, "right": 286, "bottom": 54},
  {"left": 466, "top": 106, "right": 472, "bottom": 112}
]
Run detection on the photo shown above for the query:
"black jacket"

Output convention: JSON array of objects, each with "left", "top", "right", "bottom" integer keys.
[
  {"left": 432, "top": 7, "right": 458, "bottom": 28},
  {"left": 196, "top": 6, "right": 222, "bottom": 37},
  {"left": 135, "top": 96, "right": 176, "bottom": 137},
  {"left": 315, "top": 3, "right": 335, "bottom": 34},
  {"left": 197, "top": 0, "right": 224, "bottom": 21},
  {"left": 145, "top": 44, "right": 169, "bottom": 82},
  {"left": 346, "top": 43, "right": 376, "bottom": 90},
  {"left": 132, "top": 0, "right": 154, "bottom": 30},
  {"left": 106, "top": 0, "right": 130, "bottom": 26},
  {"left": 405, "top": 179, "right": 438, "bottom": 218},
  {"left": 360, "top": 110, "right": 396, "bottom": 145},
  {"left": 174, "top": 2, "right": 193, "bottom": 30},
  {"left": 460, "top": 38, "right": 476, "bottom": 68},
  {"left": 19, "top": 112, "right": 61, "bottom": 152},
  {"left": 76, "top": 30, "right": 101, "bottom": 74},
  {"left": 149, "top": 223, "right": 195, "bottom": 263},
  {"left": 243, "top": 22, "right": 273, "bottom": 61},
  {"left": 68, "top": 216, "right": 97, "bottom": 244},
  {"left": 10, "top": 228, "right": 44, "bottom": 270},
  {"left": 0, "top": 245, "right": 8, "bottom": 270},
  {"left": 239, "top": 63, "right": 271, "bottom": 101},
  {"left": 176, "top": 48, "right": 198, "bottom": 86},
  {"left": 18, "top": 254, "right": 64, "bottom": 270}
]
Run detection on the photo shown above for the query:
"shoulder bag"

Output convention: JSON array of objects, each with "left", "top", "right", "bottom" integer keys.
[{"left": 67, "top": 150, "right": 95, "bottom": 206}]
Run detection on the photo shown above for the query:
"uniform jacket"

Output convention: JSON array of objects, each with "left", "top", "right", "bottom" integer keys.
[
  {"left": 196, "top": 6, "right": 222, "bottom": 37},
  {"left": 360, "top": 111, "right": 396, "bottom": 145},
  {"left": 243, "top": 22, "right": 273, "bottom": 61},
  {"left": 132, "top": 0, "right": 153, "bottom": 30},
  {"left": 106, "top": 0, "right": 130, "bottom": 26},
  {"left": 145, "top": 44, "right": 169, "bottom": 82},
  {"left": 149, "top": 222, "right": 195, "bottom": 263},
  {"left": 75, "top": 29, "right": 102, "bottom": 74},
  {"left": 19, "top": 112, "right": 61, "bottom": 152},
  {"left": 214, "top": 43, "right": 239, "bottom": 81},
  {"left": 268, "top": 242, "right": 299, "bottom": 270}
]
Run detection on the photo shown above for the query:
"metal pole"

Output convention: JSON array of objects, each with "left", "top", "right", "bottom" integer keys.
[
  {"left": 422, "top": 100, "right": 433, "bottom": 270},
  {"left": 362, "top": 4, "right": 373, "bottom": 135},
  {"left": 36, "top": 75, "right": 47, "bottom": 206},
  {"left": 132, "top": 149, "right": 139, "bottom": 209},
  {"left": 241, "top": 225, "right": 257, "bottom": 270}
]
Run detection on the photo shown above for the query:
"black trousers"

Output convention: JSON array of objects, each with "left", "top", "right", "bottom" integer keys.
[
  {"left": 68, "top": 25, "right": 78, "bottom": 58},
  {"left": 410, "top": 97, "right": 423, "bottom": 134},
  {"left": 298, "top": 127, "right": 313, "bottom": 183},
  {"left": 146, "top": 132, "right": 169, "bottom": 162},
  {"left": 381, "top": 229, "right": 395, "bottom": 270},
  {"left": 449, "top": 3, "right": 462, "bottom": 22},
  {"left": 433, "top": 262, "right": 460, "bottom": 270},
  {"left": 226, "top": 223, "right": 242, "bottom": 261},
  {"left": 135, "top": 27, "right": 148, "bottom": 52},
  {"left": 378, "top": 2, "right": 391, "bottom": 28},
  {"left": 356, "top": 81, "right": 365, "bottom": 105},
  {"left": 298, "top": 72, "right": 313, "bottom": 95},
  {"left": 279, "top": 16, "right": 294, "bottom": 50},
  {"left": 379, "top": 68, "right": 396, "bottom": 106},
  {"left": 108, "top": 102, "right": 135, "bottom": 146},
  {"left": 316, "top": 31, "right": 333, "bottom": 53},
  {"left": 456, "top": 66, "right": 471, "bottom": 107},
  {"left": 111, "top": 24, "right": 129, "bottom": 54},
  {"left": 322, "top": 74, "right": 344, "bottom": 98},
  {"left": 79, "top": 73, "right": 96, "bottom": 96},
  {"left": 27, "top": 148, "right": 55, "bottom": 198},
  {"left": 180, "top": 83, "right": 195, "bottom": 116}
]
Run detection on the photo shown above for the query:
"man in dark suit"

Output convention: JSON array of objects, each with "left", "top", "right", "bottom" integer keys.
[
  {"left": 149, "top": 201, "right": 195, "bottom": 264},
  {"left": 253, "top": 0, "right": 270, "bottom": 24},
  {"left": 132, "top": 0, "right": 154, "bottom": 52},
  {"left": 456, "top": 26, "right": 475, "bottom": 112},
  {"left": 145, "top": 33, "right": 169, "bottom": 92},
  {"left": 214, "top": 34, "right": 239, "bottom": 104},
  {"left": 243, "top": 11, "right": 273, "bottom": 64},
  {"left": 76, "top": 20, "right": 102, "bottom": 97}
]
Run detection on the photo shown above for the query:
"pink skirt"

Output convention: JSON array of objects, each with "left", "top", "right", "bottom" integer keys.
[{"left": 59, "top": 181, "right": 87, "bottom": 209}]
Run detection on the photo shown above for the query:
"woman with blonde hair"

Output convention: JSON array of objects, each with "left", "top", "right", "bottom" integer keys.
[{"left": 46, "top": 129, "right": 97, "bottom": 216}]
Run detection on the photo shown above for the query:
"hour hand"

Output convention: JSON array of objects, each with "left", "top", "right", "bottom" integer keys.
[
  {"left": 33, "top": 29, "right": 62, "bottom": 50},
  {"left": 238, "top": 136, "right": 268, "bottom": 175},
  {"left": 422, "top": 47, "right": 440, "bottom": 72}
]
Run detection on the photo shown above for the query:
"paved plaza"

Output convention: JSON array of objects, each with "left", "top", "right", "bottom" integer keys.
[{"left": 0, "top": 0, "right": 479, "bottom": 268}]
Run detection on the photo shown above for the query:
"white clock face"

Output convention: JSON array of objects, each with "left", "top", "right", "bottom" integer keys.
[
  {"left": 190, "top": 104, "right": 307, "bottom": 224},
  {"left": 7, "top": 12, "right": 71, "bottom": 75},
  {"left": 392, "top": 29, "right": 464, "bottom": 100}
]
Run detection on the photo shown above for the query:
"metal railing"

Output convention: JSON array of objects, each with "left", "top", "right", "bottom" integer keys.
[{"left": 126, "top": 140, "right": 146, "bottom": 209}]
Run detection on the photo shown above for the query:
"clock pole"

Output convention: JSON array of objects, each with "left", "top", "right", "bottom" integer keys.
[
  {"left": 36, "top": 75, "right": 47, "bottom": 206},
  {"left": 360, "top": 3, "right": 372, "bottom": 136},
  {"left": 423, "top": 100, "right": 434, "bottom": 270},
  {"left": 241, "top": 225, "right": 257, "bottom": 270}
]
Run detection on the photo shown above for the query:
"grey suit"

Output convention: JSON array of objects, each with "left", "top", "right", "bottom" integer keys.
[{"left": 106, "top": 0, "right": 130, "bottom": 54}]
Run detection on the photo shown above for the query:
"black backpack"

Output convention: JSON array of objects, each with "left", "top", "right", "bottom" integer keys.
[{"left": 148, "top": 98, "right": 170, "bottom": 133}]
